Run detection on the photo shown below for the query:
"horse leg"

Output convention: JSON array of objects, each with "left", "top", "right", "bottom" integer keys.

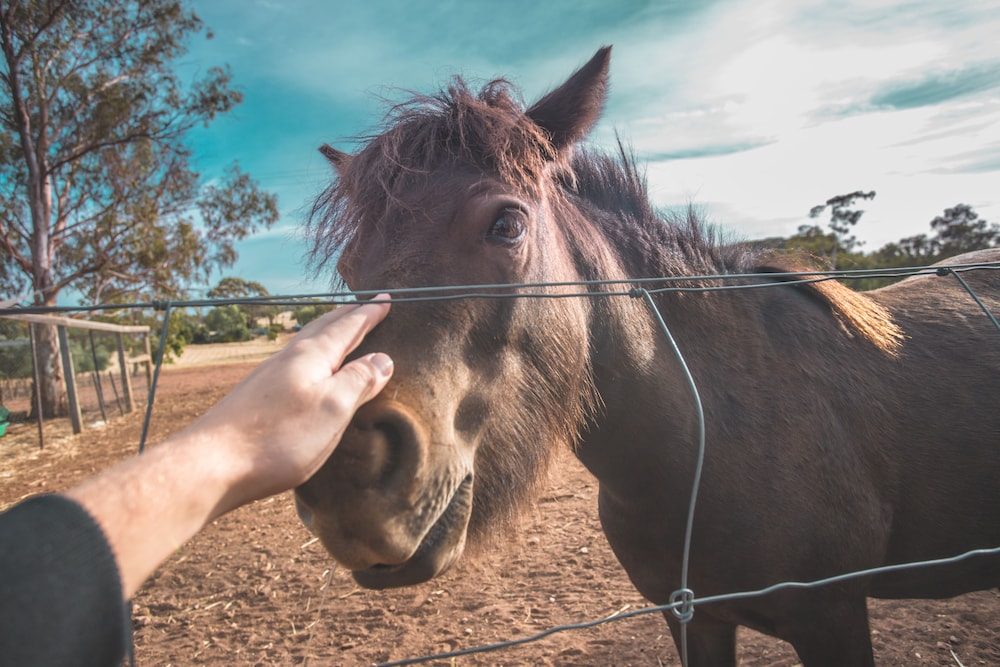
[
  {"left": 662, "top": 612, "right": 737, "bottom": 667},
  {"left": 781, "top": 595, "right": 876, "bottom": 667}
]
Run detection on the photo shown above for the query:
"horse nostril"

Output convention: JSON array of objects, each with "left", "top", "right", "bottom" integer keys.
[
  {"left": 373, "top": 419, "right": 403, "bottom": 485},
  {"left": 336, "top": 402, "right": 424, "bottom": 490}
]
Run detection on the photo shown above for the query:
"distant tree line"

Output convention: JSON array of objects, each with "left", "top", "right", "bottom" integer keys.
[
  {"left": 163, "top": 277, "right": 334, "bottom": 355},
  {"left": 761, "top": 194, "right": 1000, "bottom": 291}
]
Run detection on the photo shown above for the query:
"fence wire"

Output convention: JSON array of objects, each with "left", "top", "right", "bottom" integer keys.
[
  {"left": 373, "top": 545, "right": 1000, "bottom": 666},
  {"left": 2, "top": 258, "right": 998, "bottom": 666},
  {"left": 4, "top": 258, "right": 1000, "bottom": 316}
]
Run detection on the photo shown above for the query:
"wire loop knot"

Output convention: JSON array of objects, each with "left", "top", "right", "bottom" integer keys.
[{"left": 670, "top": 588, "right": 696, "bottom": 623}]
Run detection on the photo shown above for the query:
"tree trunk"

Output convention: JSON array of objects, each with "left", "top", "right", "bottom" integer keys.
[
  {"left": 29, "top": 222, "right": 68, "bottom": 418},
  {"left": 29, "top": 322, "right": 67, "bottom": 419},
  {"left": 3, "top": 7, "right": 66, "bottom": 418}
]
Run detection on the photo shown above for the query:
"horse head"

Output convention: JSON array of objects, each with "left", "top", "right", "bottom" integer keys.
[{"left": 295, "top": 48, "right": 623, "bottom": 588}]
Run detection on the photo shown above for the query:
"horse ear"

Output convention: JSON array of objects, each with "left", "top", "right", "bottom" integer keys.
[
  {"left": 526, "top": 46, "right": 611, "bottom": 153},
  {"left": 319, "top": 143, "right": 352, "bottom": 174}
]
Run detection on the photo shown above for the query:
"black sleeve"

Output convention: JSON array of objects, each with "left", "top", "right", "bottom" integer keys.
[{"left": 0, "top": 494, "right": 129, "bottom": 667}]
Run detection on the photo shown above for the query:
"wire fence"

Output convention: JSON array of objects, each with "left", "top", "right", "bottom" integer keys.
[{"left": 1, "top": 257, "right": 999, "bottom": 666}]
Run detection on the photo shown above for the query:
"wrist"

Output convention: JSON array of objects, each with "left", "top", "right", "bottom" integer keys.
[{"left": 159, "top": 420, "right": 258, "bottom": 522}]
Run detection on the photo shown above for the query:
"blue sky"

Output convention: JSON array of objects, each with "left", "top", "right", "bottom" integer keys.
[{"left": 181, "top": 0, "right": 1000, "bottom": 296}]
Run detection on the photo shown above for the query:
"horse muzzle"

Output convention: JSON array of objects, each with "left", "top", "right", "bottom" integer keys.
[
  {"left": 294, "top": 398, "right": 475, "bottom": 588},
  {"left": 352, "top": 472, "right": 473, "bottom": 588}
]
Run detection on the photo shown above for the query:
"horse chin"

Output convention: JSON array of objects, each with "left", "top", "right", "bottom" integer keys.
[{"left": 351, "top": 474, "right": 473, "bottom": 590}]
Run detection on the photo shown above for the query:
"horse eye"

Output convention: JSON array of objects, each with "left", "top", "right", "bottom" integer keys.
[{"left": 485, "top": 209, "right": 526, "bottom": 243}]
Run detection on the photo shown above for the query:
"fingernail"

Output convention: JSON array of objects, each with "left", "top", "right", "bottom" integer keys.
[{"left": 368, "top": 353, "right": 394, "bottom": 377}]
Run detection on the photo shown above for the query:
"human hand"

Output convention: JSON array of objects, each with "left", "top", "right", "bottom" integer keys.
[{"left": 179, "top": 295, "right": 393, "bottom": 513}]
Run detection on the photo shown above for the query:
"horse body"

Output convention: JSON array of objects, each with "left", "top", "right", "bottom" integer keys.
[
  {"left": 296, "top": 47, "right": 1000, "bottom": 666},
  {"left": 864, "top": 256, "right": 1000, "bottom": 597},
  {"left": 582, "top": 247, "right": 1000, "bottom": 664}
]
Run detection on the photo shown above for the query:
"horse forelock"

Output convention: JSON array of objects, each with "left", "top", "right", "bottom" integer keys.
[{"left": 308, "top": 77, "right": 565, "bottom": 279}]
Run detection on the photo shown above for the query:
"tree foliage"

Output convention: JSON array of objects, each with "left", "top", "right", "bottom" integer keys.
[
  {"left": 849, "top": 204, "right": 1000, "bottom": 289},
  {"left": 928, "top": 204, "right": 1000, "bottom": 258},
  {"left": 0, "top": 318, "right": 31, "bottom": 378},
  {"left": 0, "top": 319, "right": 110, "bottom": 379},
  {"left": 69, "top": 335, "right": 110, "bottom": 374},
  {"left": 292, "top": 303, "right": 334, "bottom": 328},
  {"left": 204, "top": 304, "right": 251, "bottom": 343},
  {"left": 0, "top": 0, "right": 278, "bottom": 415},
  {"left": 808, "top": 190, "right": 876, "bottom": 269},
  {"left": 207, "top": 276, "right": 278, "bottom": 328}
]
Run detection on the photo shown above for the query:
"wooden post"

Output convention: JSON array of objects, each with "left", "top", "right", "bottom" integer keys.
[
  {"left": 115, "top": 332, "right": 134, "bottom": 412},
  {"left": 143, "top": 331, "right": 153, "bottom": 388},
  {"left": 0, "top": 313, "right": 150, "bottom": 436},
  {"left": 27, "top": 324, "right": 45, "bottom": 449},
  {"left": 56, "top": 326, "right": 83, "bottom": 434},
  {"left": 89, "top": 331, "right": 108, "bottom": 424}
]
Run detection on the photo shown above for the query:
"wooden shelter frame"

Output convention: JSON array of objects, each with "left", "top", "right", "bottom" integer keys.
[{"left": 0, "top": 313, "right": 151, "bottom": 444}]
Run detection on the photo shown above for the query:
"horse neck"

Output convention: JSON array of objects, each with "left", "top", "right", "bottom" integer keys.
[
  {"left": 566, "top": 199, "right": 738, "bottom": 360},
  {"left": 567, "top": 202, "right": 757, "bottom": 466}
]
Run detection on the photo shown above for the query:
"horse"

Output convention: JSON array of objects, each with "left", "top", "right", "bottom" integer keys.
[{"left": 294, "top": 47, "right": 1000, "bottom": 666}]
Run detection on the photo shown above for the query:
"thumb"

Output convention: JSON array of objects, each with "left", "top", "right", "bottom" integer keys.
[{"left": 332, "top": 352, "right": 394, "bottom": 408}]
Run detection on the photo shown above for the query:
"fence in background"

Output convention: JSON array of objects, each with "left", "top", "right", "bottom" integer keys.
[{"left": 0, "top": 313, "right": 151, "bottom": 446}]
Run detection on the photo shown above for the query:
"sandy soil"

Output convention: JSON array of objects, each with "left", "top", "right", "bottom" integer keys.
[{"left": 1, "top": 347, "right": 997, "bottom": 666}]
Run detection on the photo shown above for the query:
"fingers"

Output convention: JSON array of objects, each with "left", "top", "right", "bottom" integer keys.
[
  {"left": 178, "top": 296, "right": 395, "bottom": 510},
  {"left": 331, "top": 352, "right": 395, "bottom": 409},
  {"left": 301, "top": 294, "right": 391, "bottom": 335},
  {"left": 298, "top": 294, "right": 391, "bottom": 362},
  {"left": 310, "top": 296, "right": 394, "bottom": 414}
]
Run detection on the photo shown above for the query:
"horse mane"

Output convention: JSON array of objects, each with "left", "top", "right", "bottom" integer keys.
[
  {"left": 567, "top": 145, "right": 758, "bottom": 278},
  {"left": 567, "top": 145, "right": 904, "bottom": 355},
  {"left": 755, "top": 256, "right": 905, "bottom": 354}
]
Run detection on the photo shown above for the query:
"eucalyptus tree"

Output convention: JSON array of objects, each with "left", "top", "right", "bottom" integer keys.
[
  {"left": 809, "top": 190, "right": 876, "bottom": 269},
  {"left": 929, "top": 203, "right": 1000, "bottom": 259},
  {"left": 0, "top": 1, "right": 277, "bottom": 416}
]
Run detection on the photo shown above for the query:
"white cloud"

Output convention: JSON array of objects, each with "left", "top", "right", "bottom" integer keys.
[
  {"left": 645, "top": 100, "right": 1000, "bottom": 247},
  {"left": 578, "top": 0, "right": 1000, "bottom": 250}
]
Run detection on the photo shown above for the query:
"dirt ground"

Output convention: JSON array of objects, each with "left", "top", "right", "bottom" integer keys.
[{"left": 1, "top": 351, "right": 997, "bottom": 666}]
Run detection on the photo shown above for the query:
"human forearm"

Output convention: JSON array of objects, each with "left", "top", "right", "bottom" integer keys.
[
  {"left": 65, "top": 429, "right": 240, "bottom": 598},
  {"left": 67, "top": 298, "right": 393, "bottom": 599}
]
